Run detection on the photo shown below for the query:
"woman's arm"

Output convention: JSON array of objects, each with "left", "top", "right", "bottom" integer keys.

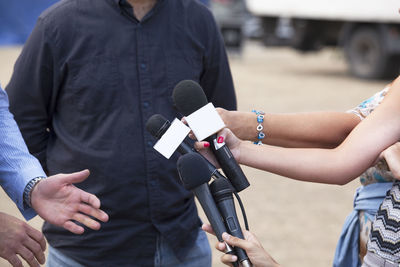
[
  {"left": 235, "top": 77, "right": 400, "bottom": 185},
  {"left": 218, "top": 109, "right": 360, "bottom": 148}
]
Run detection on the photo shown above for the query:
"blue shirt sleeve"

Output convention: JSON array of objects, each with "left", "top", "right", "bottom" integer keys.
[{"left": 0, "top": 87, "right": 46, "bottom": 220}]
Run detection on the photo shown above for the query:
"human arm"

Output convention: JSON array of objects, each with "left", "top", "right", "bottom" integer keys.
[
  {"left": 0, "top": 88, "right": 108, "bottom": 232},
  {"left": 0, "top": 212, "right": 46, "bottom": 267},
  {"left": 0, "top": 88, "right": 46, "bottom": 219},
  {"left": 217, "top": 86, "right": 392, "bottom": 148},
  {"left": 197, "top": 77, "right": 400, "bottom": 185},
  {"left": 218, "top": 108, "right": 360, "bottom": 148},
  {"left": 202, "top": 224, "right": 280, "bottom": 267}
]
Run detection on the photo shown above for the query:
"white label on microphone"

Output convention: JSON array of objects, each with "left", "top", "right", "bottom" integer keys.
[
  {"left": 186, "top": 103, "right": 225, "bottom": 141},
  {"left": 153, "top": 118, "right": 191, "bottom": 159}
]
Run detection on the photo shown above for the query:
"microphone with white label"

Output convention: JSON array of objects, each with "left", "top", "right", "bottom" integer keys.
[
  {"left": 145, "top": 114, "right": 226, "bottom": 180},
  {"left": 172, "top": 80, "right": 250, "bottom": 192}
]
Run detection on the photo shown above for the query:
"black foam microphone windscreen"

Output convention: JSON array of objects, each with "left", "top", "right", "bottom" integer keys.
[
  {"left": 172, "top": 80, "right": 208, "bottom": 116},
  {"left": 145, "top": 114, "right": 170, "bottom": 138},
  {"left": 177, "top": 153, "right": 212, "bottom": 190}
]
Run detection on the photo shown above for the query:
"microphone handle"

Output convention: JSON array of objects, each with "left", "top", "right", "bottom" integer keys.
[
  {"left": 217, "top": 199, "right": 250, "bottom": 265},
  {"left": 193, "top": 184, "right": 229, "bottom": 242},
  {"left": 193, "top": 184, "right": 239, "bottom": 267},
  {"left": 207, "top": 135, "right": 250, "bottom": 192},
  {"left": 176, "top": 138, "right": 195, "bottom": 154}
]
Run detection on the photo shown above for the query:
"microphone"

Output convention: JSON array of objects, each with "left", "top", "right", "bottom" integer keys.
[
  {"left": 210, "top": 178, "right": 252, "bottom": 267},
  {"left": 177, "top": 153, "right": 238, "bottom": 263},
  {"left": 172, "top": 80, "right": 250, "bottom": 192},
  {"left": 145, "top": 114, "right": 226, "bottom": 180}
]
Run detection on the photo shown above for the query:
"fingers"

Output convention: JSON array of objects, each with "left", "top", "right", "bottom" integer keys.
[
  {"left": 78, "top": 202, "right": 109, "bottom": 223},
  {"left": 23, "top": 235, "right": 46, "bottom": 265},
  {"left": 5, "top": 254, "right": 23, "bottom": 267},
  {"left": 81, "top": 191, "right": 101, "bottom": 209},
  {"left": 181, "top": 117, "right": 188, "bottom": 125},
  {"left": 26, "top": 226, "right": 46, "bottom": 251},
  {"left": 216, "top": 241, "right": 226, "bottom": 252},
  {"left": 194, "top": 141, "right": 210, "bottom": 150},
  {"left": 72, "top": 212, "right": 101, "bottom": 231},
  {"left": 220, "top": 253, "right": 237, "bottom": 267},
  {"left": 60, "top": 169, "right": 90, "bottom": 184},
  {"left": 218, "top": 128, "right": 233, "bottom": 143},
  {"left": 201, "top": 223, "right": 215, "bottom": 236},
  {"left": 222, "top": 232, "right": 251, "bottom": 251},
  {"left": 17, "top": 246, "right": 40, "bottom": 267},
  {"left": 63, "top": 221, "right": 84, "bottom": 235},
  {"left": 380, "top": 143, "right": 400, "bottom": 178}
]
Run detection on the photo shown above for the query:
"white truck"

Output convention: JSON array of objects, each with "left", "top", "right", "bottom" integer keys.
[{"left": 246, "top": 0, "right": 400, "bottom": 79}]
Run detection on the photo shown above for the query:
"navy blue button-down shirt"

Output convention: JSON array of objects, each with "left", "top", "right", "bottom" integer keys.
[{"left": 7, "top": 0, "right": 236, "bottom": 265}]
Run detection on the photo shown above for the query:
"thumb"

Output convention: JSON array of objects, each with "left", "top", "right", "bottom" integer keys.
[{"left": 60, "top": 169, "right": 90, "bottom": 184}]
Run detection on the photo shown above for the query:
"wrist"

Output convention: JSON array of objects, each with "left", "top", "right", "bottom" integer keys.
[
  {"left": 252, "top": 110, "right": 265, "bottom": 145},
  {"left": 226, "top": 111, "right": 257, "bottom": 140},
  {"left": 236, "top": 140, "right": 247, "bottom": 164},
  {"left": 23, "top": 177, "right": 46, "bottom": 208}
]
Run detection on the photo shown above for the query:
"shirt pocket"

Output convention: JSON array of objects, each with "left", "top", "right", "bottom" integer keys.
[{"left": 64, "top": 55, "right": 121, "bottom": 115}]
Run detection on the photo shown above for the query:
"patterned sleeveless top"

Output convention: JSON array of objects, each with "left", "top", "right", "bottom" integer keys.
[{"left": 368, "top": 181, "right": 400, "bottom": 263}]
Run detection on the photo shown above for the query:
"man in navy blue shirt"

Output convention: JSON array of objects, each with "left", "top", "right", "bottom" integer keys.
[{"left": 7, "top": 0, "right": 237, "bottom": 266}]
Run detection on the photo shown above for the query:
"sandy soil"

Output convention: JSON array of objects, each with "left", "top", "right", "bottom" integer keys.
[{"left": 0, "top": 41, "right": 389, "bottom": 266}]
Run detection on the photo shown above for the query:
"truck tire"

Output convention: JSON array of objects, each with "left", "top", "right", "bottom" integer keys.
[{"left": 344, "top": 27, "right": 400, "bottom": 79}]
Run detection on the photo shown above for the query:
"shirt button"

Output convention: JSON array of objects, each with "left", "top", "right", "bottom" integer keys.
[
  {"left": 143, "top": 101, "right": 150, "bottom": 108},
  {"left": 147, "top": 141, "right": 153, "bottom": 147},
  {"left": 140, "top": 63, "right": 147, "bottom": 70}
]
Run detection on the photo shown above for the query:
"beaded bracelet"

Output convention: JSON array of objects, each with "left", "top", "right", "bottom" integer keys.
[{"left": 252, "top": 109, "right": 265, "bottom": 145}]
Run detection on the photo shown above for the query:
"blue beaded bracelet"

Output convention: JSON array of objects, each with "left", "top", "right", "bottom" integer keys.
[{"left": 252, "top": 109, "right": 265, "bottom": 145}]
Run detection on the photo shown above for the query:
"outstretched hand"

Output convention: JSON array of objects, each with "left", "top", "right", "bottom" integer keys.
[
  {"left": 30, "top": 170, "right": 109, "bottom": 234},
  {"left": 202, "top": 224, "right": 280, "bottom": 267},
  {"left": 0, "top": 212, "right": 46, "bottom": 267}
]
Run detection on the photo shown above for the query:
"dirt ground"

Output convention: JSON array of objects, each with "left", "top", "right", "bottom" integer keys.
[{"left": 0, "top": 41, "right": 389, "bottom": 267}]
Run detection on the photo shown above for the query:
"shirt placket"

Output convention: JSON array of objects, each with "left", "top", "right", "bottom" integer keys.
[{"left": 136, "top": 23, "right": 162, "bottom": 221}]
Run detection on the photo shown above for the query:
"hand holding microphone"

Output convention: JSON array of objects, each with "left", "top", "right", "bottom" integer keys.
[
  {"left": 203, "top": 224, "right": 280, "bottom": 267},
  {"left": 194, "top": 128, "right": 243, "bottom": 169},
  {"left": 172, "top": 80, "right": 250, "bottom": 192}
]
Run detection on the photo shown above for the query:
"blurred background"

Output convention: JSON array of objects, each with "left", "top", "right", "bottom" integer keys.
[{"left": 0, "top": 0, "right": 398, "bottom": 266}]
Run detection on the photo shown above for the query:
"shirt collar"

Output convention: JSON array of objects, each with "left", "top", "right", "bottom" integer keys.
[
  {"left": 115, "top": 0, "right": 165, "bottom": 22},
  {"left": 114, "top": 0, "right": 164, "bottom": 6}
]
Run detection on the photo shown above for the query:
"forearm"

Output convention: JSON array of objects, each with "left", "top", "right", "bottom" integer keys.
[
  {"left": 220, "top": 109, "right": 360, "bottom": 148},
  {"left": 236, "top": 81, "right": 400, "bottom": 185},
  {"left": 0, "top": 91, "right": 45, "bottom": 219},
  {"left": 238, "top": 142, "right": 365, "bottom": 185}
]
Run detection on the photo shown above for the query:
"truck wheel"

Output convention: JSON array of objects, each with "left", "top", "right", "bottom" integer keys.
[{"left": 344, "top": 27, "right": 400, "bottom": 79}]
